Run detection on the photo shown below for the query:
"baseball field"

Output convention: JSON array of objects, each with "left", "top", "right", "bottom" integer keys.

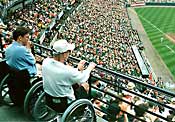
[{"left": 135, "top": 7, "right": 175, "bottom": 80}]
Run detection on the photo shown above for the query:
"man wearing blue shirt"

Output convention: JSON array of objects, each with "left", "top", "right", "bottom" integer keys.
[{"left": 5, "top": 26, "right": 37, "bottom": 77}]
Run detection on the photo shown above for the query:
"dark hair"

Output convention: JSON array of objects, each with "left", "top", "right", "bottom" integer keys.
[
  {"left": 107, "top": 100, "right": 121, "bottom": 121},
  {"left": 13, "top": 26, "right": 30, "bottom": 41},
  {"left": 134, "top": 103, "right": 149, "bottom": 117},
  {"left": 148, "top": 101, "right": 157, "bottom": 108},
  {"left": 90, "top": 77, "right": 99, "bottom": 84}
]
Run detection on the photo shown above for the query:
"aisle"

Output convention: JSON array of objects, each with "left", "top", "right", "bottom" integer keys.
[
  {"left": 0, "top": 105, "right": 31, "bottom": 121},
  {"left": 0, "top": 105, "right": 106, "bottom": 122}
]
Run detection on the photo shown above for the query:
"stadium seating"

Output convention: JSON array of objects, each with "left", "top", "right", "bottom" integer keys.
[{"left": 0, "top": 0, "right": 175, "bottom": 121}]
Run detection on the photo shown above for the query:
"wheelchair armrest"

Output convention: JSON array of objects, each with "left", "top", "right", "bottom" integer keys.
[{"left": 30, "top": 76, "right": 42, "bottom": 85}]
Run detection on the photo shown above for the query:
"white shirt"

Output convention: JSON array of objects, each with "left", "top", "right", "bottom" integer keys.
[{"left": 42, "top": 58, "right": 91, "bottom": 103}]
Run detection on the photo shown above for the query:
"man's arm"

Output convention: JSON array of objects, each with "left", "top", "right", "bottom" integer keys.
[
  {"left": 69, "top": 62, "right": 96, "bottom": 84},
  {"left": 20, "top": 47, "right": 36, "bottom": 65}
]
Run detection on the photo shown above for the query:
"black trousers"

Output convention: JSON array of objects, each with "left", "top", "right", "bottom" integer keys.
[
  {"left": 45, "top": 93, "right": 69, "bottom": 113},
  {"left": 46, "top": 85, "right": 89, "bottom": 113}
]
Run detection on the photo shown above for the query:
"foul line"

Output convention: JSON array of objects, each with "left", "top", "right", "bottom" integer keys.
[
  {"left": 138, "top": 15, "right": 175, "bottom": 54},
  {"left": 138, "top": 15, "right": 164, "bottom": 34},
  {"left": 166, "top": 45, "right": 175, "bottom": 54}
]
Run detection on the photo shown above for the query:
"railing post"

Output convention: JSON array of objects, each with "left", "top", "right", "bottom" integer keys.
[{"left": 88, "top": 74, "right": 92, "bottom": 100}]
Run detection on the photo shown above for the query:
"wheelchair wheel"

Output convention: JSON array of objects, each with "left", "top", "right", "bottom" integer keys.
[
  {"left": 24, "top": 80, "right": 43, "bottom": 118},
  {"left": 61, "top": 99, "right": 96, "bottom": 122},
  {"left": 0, "top": 74, "right": 14, "bottom": 106},
  {"left": 33, "top": 92, "right": 58, "bottom": 121}
]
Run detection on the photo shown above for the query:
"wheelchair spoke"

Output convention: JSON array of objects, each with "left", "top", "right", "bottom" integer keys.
[
  {"left": 0, "top": 85, "right": 8, "bottom": 98},
  {"left": 33, "top": 93, "right": 57, "bottom": 121},
  {"left": 64, "top": 103, "right": 95, "bottom": 122},
  {"left": 2, "top": 89, "right": 9, "bottom": 99},
  {"left": 1, "top": 89, "right": 14, "bottom": 106},
  {"left": 28, "top": 88, "right": 44, "bottom": 114},
  {"left": 2, "top": 84, "right": 8, "bottom": 89},
  {"left": 24, "top": 81, "right": 43, "bottom": 119},
  {"left": 2, "top": 88, "right": 8, "bottom": 94},
  {"left": 34, "top": 98, "right": 48, "bottom": 119},
  {"left": 29, "top": 93, "right": 41, "bottom": 114}
]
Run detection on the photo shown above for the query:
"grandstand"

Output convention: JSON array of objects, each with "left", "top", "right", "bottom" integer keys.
[{"left": 0, "top": 0, "right": 175, "bottom": 121}]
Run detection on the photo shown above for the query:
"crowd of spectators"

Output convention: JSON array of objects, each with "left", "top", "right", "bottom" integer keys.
[
  {"left": 0, "top": 0, "right": 65, "bottom": 56},
  {"left": 90, "top": 76, "right": 175, "bottom": 122},
  {"left": 2, "top": 0, "right": 63, "bottom": 43},
  {"left": 60, "top": 0, "right": 143, "bottom": 77},
  {"left": 58, "top": 0, "right": 175, "bottom": 121},
  {"left": 1, "top": 0, "right": 144, "bottom": 78},
  {"left": 0, "top": 0, "right": 174, "bottom": 121},
  {"left": 128, "top": 0, "right": 175, "bottom": 3}
]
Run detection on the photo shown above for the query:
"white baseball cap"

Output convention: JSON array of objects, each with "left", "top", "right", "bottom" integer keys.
[
  {"left": 171, "top": 97, "right": 175, "bottom": 104},
  {"left": 127, "top": 82, "right": 135, "bottom": 90},
  {"left": 53, "top": 39, "right": 75, "bottom": 54}
]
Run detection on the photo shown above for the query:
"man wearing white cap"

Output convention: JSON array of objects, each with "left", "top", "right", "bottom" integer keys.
[{"left": 42, "top": 39, "right": 96, "bottom": 112}]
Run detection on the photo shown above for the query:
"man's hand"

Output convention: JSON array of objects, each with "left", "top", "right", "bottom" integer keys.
[
  {"left": 77, "top": 60, "right": 86, "bottom": 71},
  {"left": 88, "top": 62, "right": 96, "bottom": 71},
  {"left": 26, "top": 41, "right": 33, "bottom": 49},
  {"left": 0, "top": 29, "right": 2, "bottom": 34},
  {"left": 81, "top": 82, "right": 89, "bottom": 92}
]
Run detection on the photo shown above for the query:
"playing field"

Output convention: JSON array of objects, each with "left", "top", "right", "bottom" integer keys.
[{"left": 135, "top": 7, "right": 175, "bottom": 80}]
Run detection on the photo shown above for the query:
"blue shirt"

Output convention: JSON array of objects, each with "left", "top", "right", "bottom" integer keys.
[{"left": 5, "top": 41, "right": 37, "bottom": 77}]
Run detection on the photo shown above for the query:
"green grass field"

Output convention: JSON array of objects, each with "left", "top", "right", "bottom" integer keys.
[{"left": 135, "top": 7, "right": 175, "bottom": 80}]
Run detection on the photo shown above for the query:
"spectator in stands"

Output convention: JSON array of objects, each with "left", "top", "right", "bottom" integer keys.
[
  {"left": 0, "top": 25, "right": 12, "bottom": 51},
  {"left": 169, "top": 97, "right": 175, "bottom": 108},
  {"left": 5, "top": 26, "right": 37, "bottom": 77},
  {"left": 133, "top": 103, "right": 150, "bottom": 122},
  {"left": 122, "top": 82, "right": 136, "bottom": 103},
  {"left": 90, "top": 77, "right": 104, "bottom": 98},
  {"left": 42, "top": 39, "right": 96, "bottom": 113},
  {"left": 146, "top": 101, "right": 160, "bottom": 122},
  {"left": 167, "top": 105, "right": 175, "bottom": 122},
  {"left": 103, "top": 98, "right": 129, "bottom": 122},
  {"left": 61, "top": 0, "right": 142, "bottom": 78},
  {"left": 163, "top": 97, "right": 175, "bottom": 119}
]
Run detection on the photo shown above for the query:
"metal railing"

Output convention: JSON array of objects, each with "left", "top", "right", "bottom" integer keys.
[
  {"left": 0, "top": 42, "right": 174, "bottom": 121},
  {"left": 31, "top": 42, "right": 175, "bottom": 122}
]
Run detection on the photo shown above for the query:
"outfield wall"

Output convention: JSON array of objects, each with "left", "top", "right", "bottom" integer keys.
[
  {"left": 146, "top": 2, "right": 175, "bottom": 6},
  {"left": 127, "top": 0, "right": 175, "bottom": 7}
]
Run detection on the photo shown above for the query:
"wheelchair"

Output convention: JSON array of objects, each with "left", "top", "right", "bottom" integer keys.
[
  {"left": 24, "top": 81, "right": 96, "bottom": 122},
  {"left": 0, "top": 60, "right": 9, "bottom": 83},
  {"left": 0, "top": 61, "right": 42, "bottom": 106},
  {"left": 0, "top": 60, "right": 10, "bottom": 105},
  {"left": 24, "top": 80, "right": 44, "bottom": 118}
]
